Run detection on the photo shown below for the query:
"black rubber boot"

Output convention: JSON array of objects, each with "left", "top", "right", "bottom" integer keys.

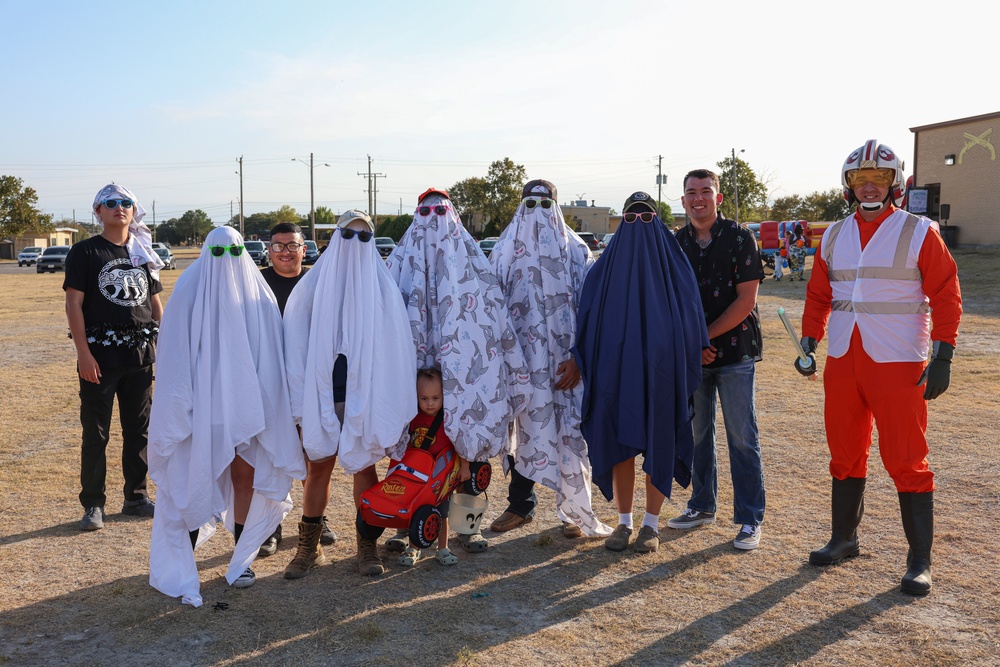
[
  {"left": 899, "top": 491, "right": 933, "bottom": 595},
  {"left": 809, "top": 477, "right": 865, "bottom": 565}
]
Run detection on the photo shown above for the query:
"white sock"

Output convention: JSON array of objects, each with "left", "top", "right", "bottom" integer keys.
[
  {"left": 618, "top": 513, "right": 633, "bottom": 529},
  {"left": 642, "top": 512, "right": 659, "bottom": 530}
]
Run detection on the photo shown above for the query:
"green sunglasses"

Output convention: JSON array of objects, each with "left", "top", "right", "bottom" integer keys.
[{"left": 209, "top": 245, "right": 245, "bottom": 257}]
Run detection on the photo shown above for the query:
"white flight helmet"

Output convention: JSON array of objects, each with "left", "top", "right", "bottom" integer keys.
[{"left": 841, "top": 139, "right": 906, "bottom": 211}]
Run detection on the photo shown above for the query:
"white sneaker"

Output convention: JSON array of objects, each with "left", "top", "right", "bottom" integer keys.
[
  {"left": 233, "top": 567, "right": 256, "bottom": 588},
  {"left": 734, "top": 525, "right": 761, "bottom": 550}
]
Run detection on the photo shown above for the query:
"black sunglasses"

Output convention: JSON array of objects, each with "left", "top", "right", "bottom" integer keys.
[
  {"left": 624, "top": 211, "right": 655, "bottom": 223},
  {"left": 417, "top": 205, "right": 448, "bottom": 216},
  {"left": 523, "top": 198, "right": 554, "bottom": 210},
  {"left": 103, "top": 199, "right": 134, "bottom": 210},
  {"left": 340, "top": 228, "right": 373, "bottom": 242},
  {"left": 209, "top": 245, "right": 245, "bottom": 257}
]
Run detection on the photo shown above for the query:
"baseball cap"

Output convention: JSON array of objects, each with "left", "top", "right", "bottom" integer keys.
[
  {"left": 336, "top": 209, "right": 374, "bottom": 232},
  {"left": 522, "top": 179, "right": 557, "bottom": 201},
  {"left": 623, "top": 191, "right": 656, "bottom": 213},
  {"left": 418, "top": 188, "right": 450, "bottom": 203}
]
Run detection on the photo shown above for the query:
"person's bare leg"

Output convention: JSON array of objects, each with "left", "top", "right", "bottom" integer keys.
[
  {"left": 645, "top": 474, "right": 666, "bottom": 516},
  {"left": 302, "top": 456, "right": 337, "bottom": 516},
  {"left": 612, "top": 458, "right": 636, "bottom": 515},
  {"left": 352, "top": 465, "right": 378, "bottom": 509},
  {"left": 230, "top": 455, "right": 254, "bottom": 525}
]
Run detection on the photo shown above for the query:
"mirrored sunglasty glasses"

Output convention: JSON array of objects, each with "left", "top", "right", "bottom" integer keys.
[
  {"left": 340, "top": 228, "right": 373, "bottom": 242},
  {"left": 103, "top": 199, "right": 134, "bottom": 209},
  {"left": 269, "top": 242, "right": 303, "bottom": 253},
  {"left": 624, "top": 211, "right": 655, "bottom": 223},
  {"left": 846, "top": 168, "right": 894, "bottom": 188},
  {"left": 209, "top": 245, "right": 245, "bottom": 257},
  {"left": 523, "top": 198, "right": 554, "bottom": 210},
  {"left": 417, "top": 204, "right": 448, "bottom": 216}
]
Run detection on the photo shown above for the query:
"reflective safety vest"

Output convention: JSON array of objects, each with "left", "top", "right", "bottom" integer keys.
[{"left": 823, "top": 210, "right": 933, "bottom": 362}]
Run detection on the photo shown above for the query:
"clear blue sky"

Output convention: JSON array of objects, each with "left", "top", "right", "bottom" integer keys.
[{"left": 1, "top": 0, "right": 994, "bottom": 225}]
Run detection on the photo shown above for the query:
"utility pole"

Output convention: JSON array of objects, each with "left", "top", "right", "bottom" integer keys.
[
  {"left": 732, "top": 148, "right": 745, "bottom": 223},
  {"left": 358, "top": 155, "right": 385, "bottom": 218},
  {"left": 656, "top": 154, "right": 665, "bottom": 214},
  {"left": 236, "top": 156, "right": 244, "bottom": 236},
  {"left": 372, "top": 172, "right": 386, "bottom": 229},
  {"left": 152, "top": 200, "right": 156, "bottom": 242},
  {"left": 358, "top": 155, "right": 373, "bottom": 213},
  {"left": 309, "top": 152, "right": 316, "bottom": 240}
]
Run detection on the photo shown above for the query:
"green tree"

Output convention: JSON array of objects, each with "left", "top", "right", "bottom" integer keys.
[
  {"left": 769, "top": 194, "right": 804, "bottom": 222},
  {"left": 273, "top": 205, "right": 301, "bottom": 224},
  {"left": 314, "top": 206, "right": 337, "bottom": 227},
  {"left": 804, "top": 188, "right": 851, "bottom": 222},
  {"left": 716, "top": 156, "right": 767, "bottom": 223},
  {"left": 0, "top": 175, "right": 53, "bottom": 238},
  {"left": 178, "top": 210, "right": 215, "bottom": 245},
  {"left": 449, "top": 177, "right": 488, "bottom": 227},
  {"left": 449, "top": 158, "right": 528, "bottom": 236},
  {"left": 376, "top": 214, "right": 414, "bottom": 241}
]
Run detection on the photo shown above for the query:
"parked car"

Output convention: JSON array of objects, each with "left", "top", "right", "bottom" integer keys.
[
  {"left": 358, "top": 442, "right": 491, "bottom": 548},
  {"left": 244, "top": 240, "right": 270, "bottom": 267},
  {"left": 577, "top": 232, "right": 600, "bottom": 253},
  {"left": 18, "top": 246, "right": 44, "bottom": 267},
  {"left": 154, "top": 247, "right": 176, "bottom": 270},
  {"left": 303, "top": 240, "right": 319, "bottom": 265},
  {"left": 598, "top": 233, "right": 614, "bottom": 249},
  {"left": 375, "top": 237, "right": 396, "bottom": 259},
  {"left": 478, "top": 237, "right": 499, "bottom": 258},
  {"left": 150, "top": 242, "right": 170, "bottom": 250},
  {"left": 36, "top": 246, "right": 71, "bottom": 273}
]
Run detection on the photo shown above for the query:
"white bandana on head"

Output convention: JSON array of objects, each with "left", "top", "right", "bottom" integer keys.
[
  {"left": 92, "top": 183, "right": 165, "bottom": 280},
  {"left": 490, "top": 193, "right": 612, "bottom": 536},
  {"left": 385, "top": 194, "right": 529, "bottom": 461},
  {"left": 148, "top": 225, "right": 306, "bottom": 607},
  {"left": 283, "top": 220, "right": 417, "bottom": 473}
]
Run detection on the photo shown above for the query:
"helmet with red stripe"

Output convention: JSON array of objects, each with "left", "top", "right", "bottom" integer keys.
[{"left": 842, "top": 139, "right": 906, "bottom": 211}]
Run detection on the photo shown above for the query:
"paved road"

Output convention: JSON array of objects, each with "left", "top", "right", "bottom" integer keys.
[{"left": 0, "top": 256, "right": 199, "bottom": 276}]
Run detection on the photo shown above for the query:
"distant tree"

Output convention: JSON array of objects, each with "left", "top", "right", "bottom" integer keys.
[
  {"left": 768, "top": 189, "right": 849, "bottom": 223},
  {"left": 314, "top": 206, "right": 337, "bottom": 227},
  {"left": 0, "top": 175, "right": 53, "bottom": 238},
  {"left": 375, "top": 214, "right": 413, "bottom": 241},
  {"left": 716, "top": 156, "right": 767, "bottom": 223},
  {"left": 273, "top": 205, "right": 300, "bottom": 224},
  {"left": 449, "top": 177, "right": 488, "bottom": 227},
  {"left": 178, "top": 210, "right": 214, "bottom": 245},
  {"left": 769, "top": 194, "right": 805, "bottom": 222},
  {"left": 154, "top": 217, "right": 184, "bottom": 245}
]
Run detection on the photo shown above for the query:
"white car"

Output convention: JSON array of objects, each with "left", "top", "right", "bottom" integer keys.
[{"left": 18, "top": 246, "right": 44, "bottom": 267}]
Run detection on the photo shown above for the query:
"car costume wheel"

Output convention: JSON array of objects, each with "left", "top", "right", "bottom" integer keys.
[
  {"left": 465, "top": 461, "right": 492, "bottom": 496},
  {"left": 409, "top": 505, "right": 442, "bottom": 548}
]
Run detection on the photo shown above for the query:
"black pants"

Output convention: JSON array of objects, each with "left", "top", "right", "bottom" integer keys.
[
  {"left": 78, "top": 364, "right": 152, "bottom": 508},
  {"left": 505, "top": 454, "right": 537, "bottom": 518}
]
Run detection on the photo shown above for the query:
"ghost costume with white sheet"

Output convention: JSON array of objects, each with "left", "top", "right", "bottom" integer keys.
[
  {"left": 490, "top": 189, "right": 612, "bottom": 536},
  {"left": 148, "top": 226, "right": 306, "bottom": 607},
  {"left": 283, "top": 216, "right": 417, "bottom": 472},
  {"left": 92, "top": 184, "right": 165, "bottom": 280},
  {"left": 385, "top": 193, "right": 528, "bottom": 462}
]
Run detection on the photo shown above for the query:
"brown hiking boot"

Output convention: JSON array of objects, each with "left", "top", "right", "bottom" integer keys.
[
  {"left": 356, "top": 530, "right": 384, "bottom": 576},
  {"left": 283, "top": 521, "right": 326, "bottom": 579}
]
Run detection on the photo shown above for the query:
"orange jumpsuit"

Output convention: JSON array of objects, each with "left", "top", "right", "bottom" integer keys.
[{"left": 802, "top": 206, "right": 962, "bottom": 492}]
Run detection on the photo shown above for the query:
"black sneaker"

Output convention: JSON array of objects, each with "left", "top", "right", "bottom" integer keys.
[
  {"left": 258, "top": 525, "right": 282, "bottom": 557},
  {"left": 233, "top": 567, "right": 256, "bottom": 588},
  {"left": 81, "top": 506, "right": 105, "bottom": 531},
  {"left": 122, "top": 497, "right": 155, "bottom": 518},
  {"left": 320, "top": 516, "right": 337, "bottom": 545},
  {"left": 666, "top": 508, "right": 716, "bottom": 530}
]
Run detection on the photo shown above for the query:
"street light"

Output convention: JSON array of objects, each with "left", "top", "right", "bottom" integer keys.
[
  {"left": 732, "top": 148, "right": 745, "bottom": 223},
  {"left": 292, "top": 153, "right": 331, "bottom": 241}
]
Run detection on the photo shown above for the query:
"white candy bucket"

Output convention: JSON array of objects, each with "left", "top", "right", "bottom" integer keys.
[{"left": 450, "top": 492, "right": 488, "bottom": 535}]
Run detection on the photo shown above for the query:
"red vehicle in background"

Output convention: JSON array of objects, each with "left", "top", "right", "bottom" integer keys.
[{"left": 358, "top": 445, "right": 491, "bottom": 548}]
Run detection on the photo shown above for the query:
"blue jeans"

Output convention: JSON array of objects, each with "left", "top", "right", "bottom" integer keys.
[{"left": 688, "top": 359, "right": 765, "bottom": 526}]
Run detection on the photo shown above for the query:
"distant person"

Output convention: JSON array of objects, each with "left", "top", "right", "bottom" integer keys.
[
  {"left": 64, "top": 184, "right": 165, "bottom": 531},
  {"left": 256, "top": 223, "right": 337, "bottom": 557},
  {"left": 800, "top": 140, "right": 962, "bottom": 595},
  {"left": 576, "top": 191, "right": 708, "bottom": 553},
  {"left": 283, "top": 210, "right": 417, "bottom": 577},
  {"left": 488, "top": 179, "right": 612, "bottom": 539},
  {"left": 670, "top": 169, "right": 766, "bottom": 551},
  {"left": 148, "top": 226, "right": 305, "bottom": 605},
  {"left": 789, "top": 224, "right": 807, "bottom": 281}
]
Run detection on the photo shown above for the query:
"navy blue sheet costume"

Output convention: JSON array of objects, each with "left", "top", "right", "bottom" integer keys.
[{"left": 575, "top": 192, "right": 708, "bottom": 501}]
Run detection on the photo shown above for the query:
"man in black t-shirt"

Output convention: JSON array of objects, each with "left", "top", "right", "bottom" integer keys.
[
  {"left": 668, "top": 169, "right": 767, "bottom": 551},
  {"left": 257, "top": 223, "right": 338, "bottom": 556},
  {"left": 64, "top": 184, "right": 163, "bottom": 531}
]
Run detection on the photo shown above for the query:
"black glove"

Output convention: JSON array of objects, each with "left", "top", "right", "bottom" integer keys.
[
  {"left": 795, "top": 337, "right": 817, "bottom": 376},
  {"left": 918, "top": 341, "right": 954, "bottom": 400}
]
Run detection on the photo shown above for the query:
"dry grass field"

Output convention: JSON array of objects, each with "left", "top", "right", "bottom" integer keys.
[{"left": 1, "top": 250, "right": 998, "bottom": 666}]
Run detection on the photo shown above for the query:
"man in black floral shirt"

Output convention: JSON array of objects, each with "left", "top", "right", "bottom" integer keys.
[{"left": 668, "top": 169, "right": 767, "bottom": 550}]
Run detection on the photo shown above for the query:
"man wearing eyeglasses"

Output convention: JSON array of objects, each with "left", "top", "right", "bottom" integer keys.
[
  {"left": 64, "top": 184, "right": 165, "bottom": 531},
  {"left": 256, "top": 223, "right": 338, "bottom": 557},
  {"left": 669, "top": 169, "right": 767, "bottom": 551},
  {"left": 798, "top": 140, "right": 961, "bottom": 595}
]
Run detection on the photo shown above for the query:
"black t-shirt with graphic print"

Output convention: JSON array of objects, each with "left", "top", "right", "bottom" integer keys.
[
  {"left": 63, "top": 234, "right": 163, "bottom": 369},
  {"left": 675, "top": 215, "right": 764, "bottom": 369}
]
